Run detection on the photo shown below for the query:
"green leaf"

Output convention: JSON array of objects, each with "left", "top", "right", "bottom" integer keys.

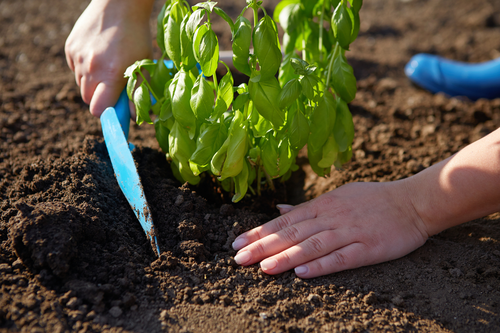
[
  {"left": 278, "top": 78, "right": 302, "bottom": 109},
  {"left": 330, "top": 49, "right": 357, "bottom": 103},
  {"left": 169, "top": 121, "right": 200, "bottom": 184},
  {"left": 308, "top": 93, "right": 337, "bottom": 152},
  {"left": 352, "top": 0, "right": 363, "bottom": 13},
  {"left": 278, "top": 3, "right": 302, "bottom": 33},
  {"left": 126, "top": 72, "right": 137, "bottom": 100},
  {"left": 290, "top": 58, "right": 308, "bottom": 75},
  {"left": 218, "top": 68, "right": 234, "bottom": 111},
  {"left": 307, "top": 140, "right": 330, "bottom": 177},
  {"left": 190, "top": 122, "right": 227, "bottom": 175},
  {"left": 150, "top": 58, "right": 172, "bottom": 99},
  {"left": 273, "top": 0, "right": 300, "bottom": 23},
  {"left": 211, "top": 97, "right": 228, "bottom": 121},
  {"left": 186, "top": 9, "right": 205, "bottom": 40},
  {"left": 190, "top": 75, "right": 214, "bottom": 121},
  {"left": 165, "top": 5, "right": 182, "bottom": 69},
  {"left": 169, "top": 69, "right": 197, "bottom": 139},
  {"left": 233, "top": 160, "right": 249, "bottom": 203},
  {"left": 277, "top": 137, "right": 293, "bottom": 177},
  {"left": 193, "top": 24, "right": 209, "bottom": 63},
  {"left": 210, "top": 136, "right": 229, "bottom": 176},
  {"left": 220, "top": 112, "right": 247, "bottom": 180},
  {"left": 198, "top": 29, "right": 219, "bottom": 77},
  {"left": 248, "top": 146, "right": 260, "bottom": 163},
  {"left": 333, "top": 98, "right": 354, "bottom": 152},
  {"left": 249, "top": 103, "right": 273, "bottom": 137},
  {"left": 248, "top": 75, "right": 285, "bottom": 129},
  {"left": 289, "top": 107, "right": 310, "bottom": 150},
  {"left": 232, "top": 16, "right": 252, "bottom": 76},
  {"left": 283, "top": 30, "right": 299, "bottom": 55},
  {"left": 261, "top": 134, "right": 279, "bottom": 178},
  {"left": 331, "top": 1, "right": 353, "bottom": 50},
  {"left": 151, "top": 97, "right": 163, "bottom": 116},
  {"left": 279, "top": 52, "right": 300, "bottom": 87},
  {"left": 299, "top": 74, "right": 321, "bottom": 101},
  {"left": 194, "top": 1, "right": 217, "bottom": 13},
  {"left": 350, "top": 10, "right": 361, "bottom": 43},
  {"left": 156, "top": 3, "right": 167, "bottom": 54},
  {"left": 180, "top": 15, "right": 197, "bottom": 70},
  {"left": 253, "top": 15, "right": 282, "bottom": 80},
  {"left": 233, "top": 92, "right": 249, "bottom": 112},
  {"left": 318, "top": 134, "right": 339, "bottom": 168},
  {"left": 134, "top": 82, "right": 152, "bottom": 126},
  {"left": 154, "top": 118, "right": 170, "bottom": 153},
  {"left": 214, "top": 7, "right": 235, "bottom": 33},
  {"left": 338, "top": 146, "right": 353, "bottom": 164},
  {"left": 159, "top": 91, "right": 173, "bottom": 128}
]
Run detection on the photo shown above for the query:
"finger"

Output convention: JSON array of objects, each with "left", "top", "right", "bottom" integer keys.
[
  {"left": 258, "top": 229, "right": 353, "bottom": 275},
  {"left": 80, "top": 75, "right": 98, "bottom": 105},
  {"left": 234, "top": 216, "right": 333, "bottom": 266},
  {"left": 75, "top": 64, "right": 83, "bottom": 87},
  {"left": 232, "top": 203, "right": 319, "bottom": 251},
  {"left": 65, "top": 50, "right": 75, "bottom": 72},
  {"left": 276, "top": 204, "right": 295, "bottom": 215},
  {"left": 90, "top": 81, "right": 126, "bottom": 118},
  {"left": 294, "top": 242, "right": 370, "bottom": 278},
  {"left": 76, "top": 73, "right": 83, "bottom": 88},
  {"left": 129, "top": 100, "right": 137, "bottom": 121}
]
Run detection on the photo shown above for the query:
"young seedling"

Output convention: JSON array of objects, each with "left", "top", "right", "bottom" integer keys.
[{"left": 125, "top": 0, "right": 362, "bottom": 202}]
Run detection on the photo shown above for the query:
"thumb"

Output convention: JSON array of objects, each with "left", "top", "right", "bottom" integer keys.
[{"left": 89, "top": 81, "right": 126, "bottom": 118}]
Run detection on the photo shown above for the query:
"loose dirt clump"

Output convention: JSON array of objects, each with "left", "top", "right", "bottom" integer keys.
[{"left": 2, "top": 0, "right": 500, "bottom": 332}]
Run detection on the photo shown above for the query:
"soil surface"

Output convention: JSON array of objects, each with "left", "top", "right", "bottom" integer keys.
[{"left": 2, "top": 0, "right": 500, "bottom": 332}]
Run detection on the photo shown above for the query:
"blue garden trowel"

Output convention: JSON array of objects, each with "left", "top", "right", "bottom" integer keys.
[{"left": 100, "top": 89, "right": 160, "bottom": 257}]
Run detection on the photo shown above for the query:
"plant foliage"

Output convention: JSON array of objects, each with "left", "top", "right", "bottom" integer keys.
[{"left": 125, "top": 0, "right": 362, "bottom": 202}]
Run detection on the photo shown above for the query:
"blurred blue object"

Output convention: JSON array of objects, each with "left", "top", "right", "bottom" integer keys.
[{"left": 405, "top": 54, "right": 500, "bottom": 100}]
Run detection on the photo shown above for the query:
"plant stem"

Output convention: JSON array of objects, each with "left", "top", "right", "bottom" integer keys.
[
  {"left": 213, "top": 69, "right": 219, "bottom": 93},
  {"left": 325, "top": 43, "right": 339, "bottom": 91},
  {"left": 302, "top": 37, "right": 307, "bottom": 61},
  {"left": 319, "top": 0, "right": 325, "bottom": 62},
  {"left": 248, "top": 185, "right": 256, "bottom": 195},
  {"left": 264, "top": 169, "right": 276, "bottom": 191},
  {"left": 252, "top": 1, "right": 258, "bottom": 28},
  {"left": 257, "top": 158, "right": 262, "bottom": 196},
  {"left": 138, "top": 70, "right": 160, "bottom": 102}
]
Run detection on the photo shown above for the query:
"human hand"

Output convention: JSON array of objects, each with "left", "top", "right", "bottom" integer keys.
[
  {"left": 232, "top": 181, "right": 429, "bottom": 278},
  {"left": 65, "top": 0, "right": 154, "bottom": 118}
]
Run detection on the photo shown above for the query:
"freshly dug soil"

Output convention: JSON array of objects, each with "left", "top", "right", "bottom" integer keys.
[{"left": 2, "top": 0, "right": 500, "bottom": 332}]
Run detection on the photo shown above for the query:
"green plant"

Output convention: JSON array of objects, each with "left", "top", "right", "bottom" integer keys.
[{"left": 125, "top": 0, "right": 362, "bottom": 202}]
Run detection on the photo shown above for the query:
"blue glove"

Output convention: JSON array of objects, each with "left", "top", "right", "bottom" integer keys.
[{"left": 405, "top": 53, "right": 500, "bottom": 100}]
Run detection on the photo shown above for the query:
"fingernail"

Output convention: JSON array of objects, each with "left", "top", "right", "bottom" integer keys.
[
  {"left": 260, "top": 258, "right": 278, "bottom": 271},
  {"left": 295, "top": 265, "right": 308, "bottom": 275},
  {"left": 234, "top": 251, "right": 252, "bottom": 265},
  {"left": 276, "top": 204, "right": 294, "bottom": 210},
  {"left": 232, "top": 237, "right": 248, "bottom": 250}
]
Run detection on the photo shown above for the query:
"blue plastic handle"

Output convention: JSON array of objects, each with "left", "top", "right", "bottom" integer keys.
[
  {"left": 405, "top": 54, "right": 500, "bottom": 100},
  {"left": 114, "top": 89, "right": 131, "bottom": 140}
]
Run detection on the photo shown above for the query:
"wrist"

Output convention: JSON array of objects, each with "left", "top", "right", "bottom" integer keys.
[
  {"left": 390, "top": 178, "right": 431, "bottom": 240},
  {"left": 404, "top": 129, "right": 500, "bottom": 237}
]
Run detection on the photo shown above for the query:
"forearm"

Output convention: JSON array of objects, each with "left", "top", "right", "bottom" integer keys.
[
  {"left": 89, "top": 0, "right": 155, "bottom": 23},
  {"left": 406, "top": 127, "right": 500, "bottom": 236}
]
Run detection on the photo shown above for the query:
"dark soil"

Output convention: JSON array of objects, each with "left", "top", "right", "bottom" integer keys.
[{"left": 2, "top": 0, "right": 500, "bottom": 332}]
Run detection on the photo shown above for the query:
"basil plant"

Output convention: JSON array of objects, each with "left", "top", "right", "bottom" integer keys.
[{"left": 125, "top": 0, "right": 361, "bottom": 202}]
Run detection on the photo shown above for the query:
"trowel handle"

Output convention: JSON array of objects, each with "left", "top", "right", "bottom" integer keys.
[{"left": 114, "top": 89, "right": 131, "bottom": 140}]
